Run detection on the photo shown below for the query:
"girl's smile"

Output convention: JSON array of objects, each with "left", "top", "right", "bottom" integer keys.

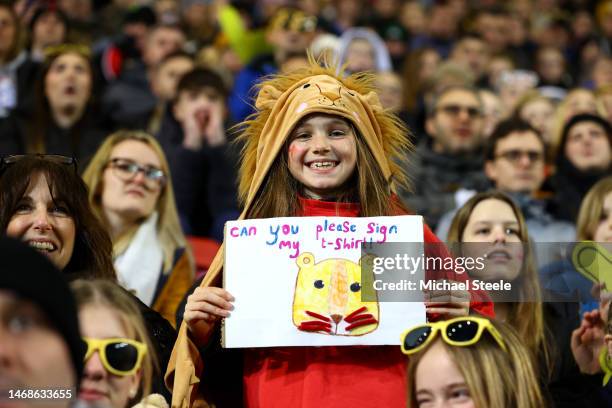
[{"left": 288, "top": 114, "right": 357, "bottom": 199}]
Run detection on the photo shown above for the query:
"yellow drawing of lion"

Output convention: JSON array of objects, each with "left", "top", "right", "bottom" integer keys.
[{"left": 292, "top": 252, "right": 379, "bottom": 336}]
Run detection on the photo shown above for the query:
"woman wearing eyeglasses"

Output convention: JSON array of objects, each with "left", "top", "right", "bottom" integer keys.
[
  {"left": 447, "top": 191, "right": 605, "bottom": 407},
  {"left": 403, "top": 317, "right": 544, "bottom": 408},
  {"left": 71, "top": 279, "right": 162, "bottom": 408},
  {"left": 83, "top": 130, "right": 194, "bottom": 326}
]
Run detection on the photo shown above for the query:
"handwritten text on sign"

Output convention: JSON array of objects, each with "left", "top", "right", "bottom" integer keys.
[{"left": 228, "top": 219, "right": 400, "bottom": 259}]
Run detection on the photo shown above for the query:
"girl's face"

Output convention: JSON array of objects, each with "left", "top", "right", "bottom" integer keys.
[
  {"left": 102, "top": 140, "right": 163, "bottom": 226},
  {"left": 376, "top": 72, "right": 403, "bottom": 112},
  {"left": 78, "top": 305, "right": 141, "bottom": 408},
  {"left": 6, "top": 173, "right": 76, "bottom": 270},
  {"left": 415, "top": 340, "right": 475, "bottom": 408},
  {"left": 520, "top": 99, "right": 554, "bottom": 142},
  {"left": 288, "top": 114, "right": 357, "bottom": 199},
  {"left": 419, "top": 50, "right": 440, "bottom": 82},
  {"left": 594, "top": 191, "right": 612, "bottom": 242},
  {"left": 460, "top": 199, "right": 524, "bottom": 282},
  {"left": 565, "top": 121, "right": 611, "bottom": 172},
  {"left": 45, "top": 52, "right": 92, "bottom": 112},
  {"left": 564, "top": 90, "right": 597, "bottom": 120},
  {"left": 345, "top": 39, "right": 376, "bottom": 73}
]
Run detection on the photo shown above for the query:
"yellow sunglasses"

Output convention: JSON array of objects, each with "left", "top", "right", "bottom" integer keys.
[
  {"left": 83, "top": 337, "right": 147, "bottom": 376},
  {"left": 400, "top": 316, "right": 507, "bottom": 355}
]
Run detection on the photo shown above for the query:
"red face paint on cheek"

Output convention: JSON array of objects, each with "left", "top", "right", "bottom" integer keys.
[{"left": 288, "top": 143, "right": 304, "bottom": 161}]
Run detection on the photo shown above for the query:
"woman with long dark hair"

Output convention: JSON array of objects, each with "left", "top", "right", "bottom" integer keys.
[
  {"left": 0, "top": 155, "right": 177, "bottom": 400},
  {"left": 0, "top": 44, "right": 107, "bottom": 165},
  {"left": 0, "top": 155, "right": 114, "bottom": 278}
]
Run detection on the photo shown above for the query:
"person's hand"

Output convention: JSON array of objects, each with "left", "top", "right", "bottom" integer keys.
[
  {"left": 571, "top": 309, "right": 605, "bottom": 374},
  {"left": 201, "top": 102, "right": 226, "bottom": 147},
  {"left": 184, "top": 287, "right": 234, "bottom": 347},
  {"left": 425, "top": 281, "right": 471, "bottom": 320},
  {"left": 182, "top": 102, "right": 226, "bottom": 150},
  {"left": 182, "top": 102, "right": 207, "bottom": 150},
  {"left": 131, "top": 394, "right": 169, "bottom": 408}
]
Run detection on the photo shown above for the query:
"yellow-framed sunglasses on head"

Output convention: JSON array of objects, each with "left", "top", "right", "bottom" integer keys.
[
  {"left": 400, "top": 316, "right": 507, "bottom": 355},
  {"left": 83, "top": 337, "right": 147, "bottom": 376}
]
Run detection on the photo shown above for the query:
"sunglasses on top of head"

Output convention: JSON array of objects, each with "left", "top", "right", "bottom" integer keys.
[{"left": 400, "top": 316, "right": 507, "bottom": 355}]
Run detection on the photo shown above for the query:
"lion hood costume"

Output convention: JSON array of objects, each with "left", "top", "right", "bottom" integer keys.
[{"left": 165, "top": 61, "right": 414, "bottom": 407}]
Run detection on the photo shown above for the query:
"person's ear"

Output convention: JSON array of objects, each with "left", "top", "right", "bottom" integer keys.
[
  {"left": 425, "top": 117, "right": 436, "bottom": 140},
  {"left": 484, "top": 160, "right": 497, "bottom": 181}
]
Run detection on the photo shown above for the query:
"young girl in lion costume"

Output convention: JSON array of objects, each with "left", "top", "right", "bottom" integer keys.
[{"left": 165, "top": 59, "right": 493, "bottom": 407}]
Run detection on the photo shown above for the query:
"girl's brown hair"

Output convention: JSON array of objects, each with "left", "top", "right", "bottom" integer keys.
[
  {"left": 407, "top": 320, "right": 545, "bottom": 408},
  {"left": 245, "top": 121, "right": 406, "bottom": 218},
  {"left": 71, "top": 279, "right": 157, "bottom": 403},
  {"left": 576, "top": 176, "right": 612, "bottom": 241},
  {"left": 0, "top": 156, "right": 115, "bottom": 279},
  {"left": 446, "top": 191, "right": 548, "bottom": 368}
]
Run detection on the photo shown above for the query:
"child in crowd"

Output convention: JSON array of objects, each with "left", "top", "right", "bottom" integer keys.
[
  {"left": 156, "top": 67, "right": 239, "bottom": 240},
  {"left": 165, "top": 59, "right": 493, "bottom": 407},
  {"left": 72, "top": 279, "right": 159, "bottom": 408},
  {"left": 404, "top": 317, "right": 544, "bottom": 407}
]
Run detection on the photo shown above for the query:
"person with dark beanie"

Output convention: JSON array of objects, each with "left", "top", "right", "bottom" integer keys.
[
  {"left": 0, "top": 236, "right": 83, "bottom": 407},
  {"left": 549, "top": 113, "right": 612, "bottom": 223}
]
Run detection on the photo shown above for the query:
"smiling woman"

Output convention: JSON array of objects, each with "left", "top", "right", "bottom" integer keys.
[{"left": 0, "top": 155, "right": 115, "bottom": 279}]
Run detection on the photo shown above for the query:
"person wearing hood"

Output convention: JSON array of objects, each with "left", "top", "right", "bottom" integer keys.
[
  {"left": 164, "top": 59, "right": 493, "bottom": 408},
  {"left": 335, "top": 27, "right": 392, "bottom": 75},
  {"left": 549, "top": 113, "right": 612, "bottom": 223},
  {"left": 398, "top": 85, "right": 490, "bottom": 230}
]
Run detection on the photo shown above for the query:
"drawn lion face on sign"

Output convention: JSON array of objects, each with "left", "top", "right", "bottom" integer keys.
[{"left": 292, "top": 252, "right": 379, "bottom": 336}]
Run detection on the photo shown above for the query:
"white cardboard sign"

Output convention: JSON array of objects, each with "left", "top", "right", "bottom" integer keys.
[{"left": 222, "top": 216, "right": 426, "bottom": 348}]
